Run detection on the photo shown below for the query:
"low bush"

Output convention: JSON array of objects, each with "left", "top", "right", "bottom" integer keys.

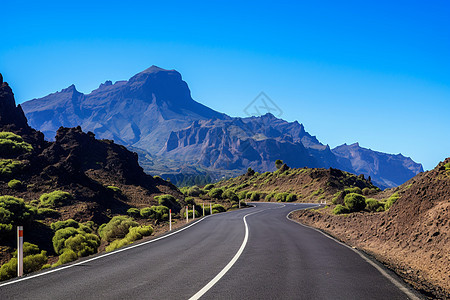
[
  {"left": 105, "top": 225, "right": 153, "bottom": 252},
  {"left": 365, "top": 198, "right": 382, "bottom": 212},
  {"left": 445, "top": 162, "right": 450, "bottom": 171},
  {"left": 0, "top": 195, "right": 34, "bottom": 236},
  {"left": 8, "top": 179, "right": 23, "bottom": 190},
  {"left": 237, "top": 191, "right": 248, "bottom": 200},
  {"left": 0, "top": 159, "right": 25, "bottom": 178},
  {"left": 203, "top": 184, "right": 215, "bottom": 191},
  {"left": 106, "top": 185, "right": 122, "bottom": 193},
  {"left": 274, "top": 192, "right": 289, "bottom": 202},
  {"left": 155, "top": 194, "right": 179, "bottom": 210},
  {"left": 127, "top": 208, "right": 140, "bottom": 218},
  {"left": 212, "top": 204, "right": 226, "bottom": 213},
  {"left": 140, "top": 206, "right": 169, "bottom": 221},
  {"left": 0, "top": 242, "right": 47, "bottom": 280},
  {"left": 286, "top": 193, "right": 297, "bottom": 202},
  {"left": 184, "top": 197, "right": 195, "bottom": 206},
  {"left": 51, "top": 219, "right": 79, "bottom": 231},
  {"left": 222, "top": 190, "right": 238, "bottom": 201},
  {"left": 333, "top": 204, "right": 349, "bottom": 215},
  {"left": 39, "top": 191, "right": 73, "bottom": 208},
  {"left": 344, "top": 187, "right": 362, "bottom": 195},
  {"left": 186, "top": 186, "right": 202, "bottom": 197},
  {"left": 183, "top": 209, "right": 200, "bottom": 218},
  {"left": 208, "top": 188, "right": 223, "bottom": 199},
  {"left": 0, "top": 132, "right": 33, "bottom": 157},
  {"left": 384, "top": 192, "right": 400, "bottom": 210},
  {"left": 344, "top": 193, "right": 366, "bottom": 212},
  {"left": 311, "top": 188, "right": 323, "bottom": 196},
  {"left": 98, "top": 216, "right": 138, "bottom": 242},
  {"left": 265, "top": 192, "right": 276, "bottom": 201},
  {"left": 35, "top": 208, "right": 60, "bottom": 219}
]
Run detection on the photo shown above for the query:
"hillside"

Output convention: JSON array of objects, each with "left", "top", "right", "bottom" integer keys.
[
  {"left": 0, "top": 75, "right": 186, "bottom": 278},
  {"left": 291, "top": 158, "right": 450, "bottom": 299},
  {"left": 21, "top": 67, "right": 423, "bottom": 189}
]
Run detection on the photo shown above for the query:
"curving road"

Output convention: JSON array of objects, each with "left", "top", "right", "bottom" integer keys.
[{"left": 0, "top": 203, "right": 421, "bottom": 299}]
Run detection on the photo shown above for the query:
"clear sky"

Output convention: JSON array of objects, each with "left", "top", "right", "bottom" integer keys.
[{"left": 1, "top": 1, "right": 449, "bottom": 170}]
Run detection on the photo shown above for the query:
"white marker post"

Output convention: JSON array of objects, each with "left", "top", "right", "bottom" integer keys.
[
  {"left": 210, "top": 203, "right": 212, "bottom": 215},
  {"left": 203, "top": 203, "right": 205, "bottom": 216},
  {"left": 17, "top": 226, "right": 23, "bottom": 277},
  {"left": 193, "top": 205, "right": 195, "bottom": 220},
  {"left": 239, "top": 200, "right": 241, "bottom": 209},
  {"left": 169, "top": 209, "right": 172, "bottom": 231},
  {"left": 186, "top": 206, "right": 189, "bottom": 223}
]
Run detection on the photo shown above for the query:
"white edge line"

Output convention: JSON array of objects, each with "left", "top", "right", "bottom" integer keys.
[
  {"left": 189, "top": 203, "right": 284, "bottom": 300},
  {"left": 286, "top": 208, "right": 421, "bottom": 300},
  {"left": 0, "top": 213, "right": 216, "bottom": 288}
]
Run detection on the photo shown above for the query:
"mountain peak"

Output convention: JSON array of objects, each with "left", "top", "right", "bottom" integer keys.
[
  {"left": 141, "top": 65, "right": 173, "bottom": 74},
  {"left": 61, "top": 84, "right": 78, "bottom": 93}
]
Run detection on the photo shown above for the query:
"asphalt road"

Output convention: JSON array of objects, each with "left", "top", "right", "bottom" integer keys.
[{"left": 0, "top": 203, "right": 420, "bottom": 299}]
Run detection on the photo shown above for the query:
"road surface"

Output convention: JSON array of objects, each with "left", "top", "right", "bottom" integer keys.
[{"left": 0, "top": 203, "right": 421, "bottom": 299}]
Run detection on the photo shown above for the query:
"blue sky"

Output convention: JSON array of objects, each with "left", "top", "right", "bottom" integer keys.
[{"left": 1, "top": 1, "right": 449, "bottom": 170}]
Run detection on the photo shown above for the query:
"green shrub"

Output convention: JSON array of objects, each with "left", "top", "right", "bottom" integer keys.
[
  {"left": 0, "top": 243, "right": 47, "bottom": 280},
  {"left": 183, "top": 209, "right": 200, "bottom": 218},
  {"left": 365, "top": 198, "right": 382, "bottom": 212},
  {"left": 376, "top": 206, "right": 385, "bottom": 212},
  {"left": 53, "top": 249, "right": 78, "bottom": 267},
  {"left": 445, "top": 162, "right": 450, "bottom": 171},
  {"left": 208, "top": 188, "right": 223, "bottom": 199},
  {"left": 105, "top": 225, "right": 153, "bottom": 252},
  {"left": 203, "top": 184, "right": 215, "bottom": 191},
  {"left": 265, "top": 192, "right": 276, "bottom": 201},
  {"left": 8, "top": 179, "right": 23, "bottom": 189},
  {"left": 98, "top": 216, "right": 138, "bottom": 242},
  {"left": 333, "top": 205, "right": 349, "bottom": 215},
  {"left": 35, "top": 208, "right": 60, "bottom": 219},
  {"left": 362, "top": 187, "right": 371, "bottom": 195},
  {"left": 39, "top": 191, "right": 73, "bottom": 208},
  {"left": 0, "top": 159, "right": 25, "bottom": 178},
  {"left": 184, "top": 197, "right": 195, "bottom": 206},
  {"left": 237, "top": 191, "right": 248, "bottom": 200},
  {"left": 187, "top": 186, "right": 202, "bottom": 197},
  {"left": 344, "top": 187, "right": 362, "bottom": 195},
  {"left": 211, "top": 204, "right": 226, "bottom": 213},
  {"left": 384, "top": 192, "right": 400, "bottom": 210},
  {"left": 140, "top": 206, "right": 169, "bottom": 221},
  {"left": 0, "top": 132, "right": 33, "bottom": 157},
  {"left": 0, "top": 195, "right": 34, "bottom": 236},
  {"left": 51, "top": 219, "right": 79, "bottom": 231},
  {"left": 274, "top": 192, "right": 290, "bottom": 202},
  {"left": 106, "top": 185, "right": 122, "bottom": 193},
  {"left": 64, "top": 233, "right": 100, "bottom": 257},
  {"left": 344, "top": 193, "right": 366, "bottom": 212},
  {"left": 312, "top": 188, "right": 324, "bottom": 196},
  {"left": 127, "top": 208, "right": 140, "bottom": 218},
  {"left": 154, "top": 194, "right": 179, "bottom": 210},
  {"left": 223, "top": 190, "right": 238, "bottom": 201},
  {"left": 286, "top": 193, "right": 297, "bottom": 202}
]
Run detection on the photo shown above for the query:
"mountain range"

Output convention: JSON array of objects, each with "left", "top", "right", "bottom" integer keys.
[{"left": 21, "top": 66, "right": 423, "bottom": 189}]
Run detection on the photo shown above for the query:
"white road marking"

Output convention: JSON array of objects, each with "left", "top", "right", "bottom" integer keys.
[
  {"left": 189, "top": 203, "right": 284, "bottom": 300},
  {"left": 287, "top": 208, "right": 421, "bottom": 300}
]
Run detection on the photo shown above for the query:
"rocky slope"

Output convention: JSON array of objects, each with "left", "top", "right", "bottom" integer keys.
[
  {"left": 291, "top": 158, "right": 450, "bottom": 299},
  {"left": 21, "top": 67, "right": 423, "bottom": 188},
  {"left": 0, "top": 74, "right": 184, "bottom": 263}
]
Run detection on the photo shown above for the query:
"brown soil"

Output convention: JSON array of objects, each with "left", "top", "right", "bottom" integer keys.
[{"left": 291, "top": 158, "right": 450, "bottom": 299}]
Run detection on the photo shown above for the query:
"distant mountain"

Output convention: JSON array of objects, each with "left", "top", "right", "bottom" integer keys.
[
  {"left": 22, "top": 66, "right": 227, "bottom": 153},
  {"left": 332, "top": 143, "right": 424, "bottom": 188},
  {"left": 21, "top": 66, "right": 423, "bottom": 189}
]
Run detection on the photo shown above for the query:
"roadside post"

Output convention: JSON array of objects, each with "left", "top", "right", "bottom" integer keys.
[
  {"left": 239, "top": 200, "right": 241, "bottom": 209},
  {"left": 17, "top": 226, "right": 23, "bottom": 277},
  {"left": 169, "top": 209, "right": 172, "bottom": 231},
  {"left": 186, "top": 206, "right": 188, "bottom": 223},
  {"left": 210, "top": 203, "right": 212, "bottom": 215},
  {"left": 193, "top": 205, "right": 195, "bottom": 220},
  {"left": 203, "top": 203, "right": 205, "bottom": 216}
]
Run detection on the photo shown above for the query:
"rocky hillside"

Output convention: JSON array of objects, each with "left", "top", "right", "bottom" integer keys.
[
  {"left": 213, "top": 163, "right": 379, "bottom": 204},
  {"left": 21, "top": 66, "right": 423, "bottom": 188},
  {"left": 291, "top": 158, "right": 450, "bottom": 299},
  {"left": 0, "top": 74, "right": 186, "bottom": 277}
]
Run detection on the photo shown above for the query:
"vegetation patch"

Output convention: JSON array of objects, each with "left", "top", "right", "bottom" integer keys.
[
  {"left": 0, "top": 159, "right": 25, "bottom": 178},
  {"left": 105, "top": 225, "right": 153, "bottom": 252},
  {"left": 445, "top": 162, "right": 450, "bottom": 171},
  {"left": 140, "top": 206, "right": 169, "bottom": 221},
  {"left": 0, "top": 195, "right": 34, "bottom": 236},
  {"left": 98, "top": 216, "right": 138, "bottom": 242},
  {"left": 344, "top": 193, "right": 366, "bottom": 212},
  {"left": 384, "top": 192, "right": 400, "bottom": 210},
  {"left": 106, "top": 185, "right": 122, "bottom": 193},
  {"left": 0, "top": 132, "right": 33, "bottom": 157},
  {"left": 0, "top": 242, "right": 47, "bottom": 281},
  {"left": 333, "top": 204, "right": 350, "bottom": 215},
  {"left": 7, "top": 179, "right": 24, "bottom": 190},
  {"left": 39, "top": 191, "right": 73, "bottom": 208}
]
